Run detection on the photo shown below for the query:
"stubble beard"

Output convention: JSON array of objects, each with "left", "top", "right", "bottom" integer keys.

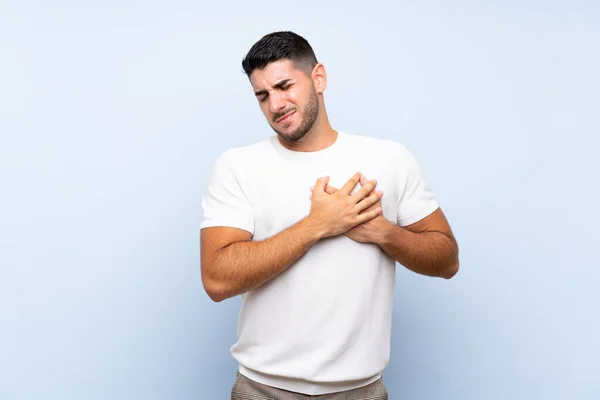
[{"left": 272, "top": 89, "right": 319, "bottom": 143}]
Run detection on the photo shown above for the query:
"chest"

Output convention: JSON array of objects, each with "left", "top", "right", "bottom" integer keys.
[{"left": 244, "top": 160, "right": 399, "bottom": 240}]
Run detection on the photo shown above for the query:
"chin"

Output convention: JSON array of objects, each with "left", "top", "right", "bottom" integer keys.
[
  {"left": 270, "top": 122, "right": 300, "bottom": 141},
  {"left": 277, "top": 129, "right": 308, "bottom": 143}
]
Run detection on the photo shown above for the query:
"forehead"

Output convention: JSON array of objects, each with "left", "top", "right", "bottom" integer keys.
[{"left": 249, "top": 59, "right": 305, "bottom": 90}]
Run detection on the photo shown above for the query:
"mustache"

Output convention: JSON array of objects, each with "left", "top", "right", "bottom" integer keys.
[{"left": 273, "top": 108, "right": 296, "bottom": 122}]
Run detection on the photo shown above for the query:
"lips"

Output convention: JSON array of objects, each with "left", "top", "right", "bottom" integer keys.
[{"left": 276, "top": 110, "right": 295, "bottom": 123}]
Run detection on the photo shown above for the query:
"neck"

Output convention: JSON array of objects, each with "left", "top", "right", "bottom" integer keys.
[{"left": 277, "top": 111, "right": 337, "bottom": 153}]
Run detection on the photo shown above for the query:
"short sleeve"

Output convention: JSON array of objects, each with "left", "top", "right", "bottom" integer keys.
[
  {"left": 396, "top": 144, "right": 439, "bottom": 227},
  {"left": 200, "top": 150, "right": 254, "bottom": 234}
]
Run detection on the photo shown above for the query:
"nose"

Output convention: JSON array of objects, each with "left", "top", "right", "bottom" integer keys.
[{"left": 269, "top": 92, "right": 286, "bottom": 114}]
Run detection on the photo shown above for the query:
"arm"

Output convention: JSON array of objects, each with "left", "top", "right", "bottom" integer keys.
[
  {"left": 201, "top": 173, "right": 382, "bottom": 302},
  {"left": 372, "top": 208, "right": 459, "bottom": 279},
  {"left": 324, "top": 174, "right": 459, "bottom": 279},
  {"left": 372, "top": 144, "right": 458, "bottom": 278},
  {"left": 200, "top": 219, "right": 321, "bottom": 302}
]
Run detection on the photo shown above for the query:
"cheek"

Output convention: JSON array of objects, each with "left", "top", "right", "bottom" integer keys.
[
  {"left": 259, "top": 103, "right": 272, "bottom": 117},
  {"left": 290, "top": 90, "right": 305, "bottom": 104}
]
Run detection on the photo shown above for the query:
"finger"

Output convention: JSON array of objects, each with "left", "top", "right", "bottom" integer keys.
[
  {"left": 339, "top": 172, "right": 362, "bottom": 195},
  {"left": 355, "top": 190, "right": 382, "bottom": 213},
  {"left": 356, "top": 206, "right": 382, "bottom": 224},
  {"left": 313, "top": 176, "right": 330, "bottom": 193},
  {"left": 359, "top": 174, "right": 368, "bottom": 186},
  {"left": 352, "top": 179, "right": 378, "bottom": 200},
  {"left": 358, "top": 192, "right": 384, "bottom": 213},
  {"left": 324, "top": 184, "right": 338, "bottom": 195}
]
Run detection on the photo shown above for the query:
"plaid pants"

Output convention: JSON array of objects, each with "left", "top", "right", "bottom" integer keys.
[{"left": 231, "top": 372, "right": 389, "bottom": 400}]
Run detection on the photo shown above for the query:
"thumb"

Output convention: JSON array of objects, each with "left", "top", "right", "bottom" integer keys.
[
  {"left": 324, "top": 183, "right": 337, "bottom": 195},
  {"left": 313, "top": 175, "right": 330, "bottom": 193}
]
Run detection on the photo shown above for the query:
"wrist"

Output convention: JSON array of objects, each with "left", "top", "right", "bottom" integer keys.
[
  {"left": 372, "top": 217, "right": 401, "bottom": 246},
  {"left": 298, "top": 215, "right": 328, "bottom": 242}
]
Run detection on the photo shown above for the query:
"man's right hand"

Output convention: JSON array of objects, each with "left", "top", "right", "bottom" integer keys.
[{"left": 306, "top": 172, "right": 383, "bottom": 239}]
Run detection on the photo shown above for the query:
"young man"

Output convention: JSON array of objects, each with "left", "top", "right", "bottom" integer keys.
[{"left": 200, "top": 31, "right": 459, "bottom": 400}]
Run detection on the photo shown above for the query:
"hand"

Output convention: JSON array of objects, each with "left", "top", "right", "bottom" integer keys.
[
  {"left": 306, "top": 172, "right": 383, "bottom": 239},
  {"left": 324, "top": 174, "right": 385, "bottom": 244}
]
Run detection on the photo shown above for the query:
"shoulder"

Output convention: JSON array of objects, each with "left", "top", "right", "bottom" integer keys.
[
  {"left": 341, "top": 131, "right": 413, "bottom": 162},
  {"left": 212, "top": 138, "right": 272, "bottom": 170}
]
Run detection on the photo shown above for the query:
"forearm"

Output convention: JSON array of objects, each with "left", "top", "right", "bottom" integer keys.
[
  {"left": 207, "top": 218, "right": 323, "bottom": 301},
  {"left": 375, "top": 219, "right": 459, "bottom": 279}
]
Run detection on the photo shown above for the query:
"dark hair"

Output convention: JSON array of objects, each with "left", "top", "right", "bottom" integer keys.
[{"left": 242, "top": 31, "right": 318, "bottom": 77}]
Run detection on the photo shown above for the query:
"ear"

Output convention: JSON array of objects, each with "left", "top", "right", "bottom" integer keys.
[{"left": 311, "top": 63, "right": 327, "bottom": 94}]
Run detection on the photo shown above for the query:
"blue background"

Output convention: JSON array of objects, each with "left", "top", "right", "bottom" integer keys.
[{"left": 1, "top": 1, "right": 599, "bottom": 399}]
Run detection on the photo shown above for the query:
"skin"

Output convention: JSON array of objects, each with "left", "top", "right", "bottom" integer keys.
[
  {"left": 323, "top": 175, "right": 459, "bottom": 279},
  {"left": 250, "top": 59, "right": 337, "bottom": 151},
  {"left": 201, "top": 173, "right": 382, "bottom": 302},
  {"left": 200, "top": 59, "right": 459, "bottom": 302}
]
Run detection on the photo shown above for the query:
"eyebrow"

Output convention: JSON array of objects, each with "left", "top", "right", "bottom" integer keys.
[{"left": 254, "top": 79, "right": 292, "bottom": 97}]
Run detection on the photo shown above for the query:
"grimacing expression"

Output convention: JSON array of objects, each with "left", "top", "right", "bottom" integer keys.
[{"left": 250, "top": 60, "right": 320, "bottom": 143}]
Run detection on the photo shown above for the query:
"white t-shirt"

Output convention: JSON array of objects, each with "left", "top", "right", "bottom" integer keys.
[{"left": 200, "top": 131, "right": 439, "bottom": 395}]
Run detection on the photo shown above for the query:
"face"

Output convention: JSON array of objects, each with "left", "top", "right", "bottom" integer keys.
[{"left": 250, "top": 59, "right": 323, "bottom": 143}]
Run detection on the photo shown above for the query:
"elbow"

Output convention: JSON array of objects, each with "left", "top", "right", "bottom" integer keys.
[
  {"left": 205, "top": 283, "right": 226, "bottom": 303},
  {"left": 440, "top": 244, "right": 460, "bottom": 279},
  {"left": 201, "top": 266, "right": 227, "bottom": 303},
  {"left": 203, "top": 279, "right": 227, "bottom": 303},
  {"left": 440, "top": 259, "right": 459, "bottom": 279}
]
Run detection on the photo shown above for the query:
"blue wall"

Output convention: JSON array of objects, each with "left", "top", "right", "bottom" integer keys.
[{"left": 1, "top": 1, "right": 598, "bottom": 399}]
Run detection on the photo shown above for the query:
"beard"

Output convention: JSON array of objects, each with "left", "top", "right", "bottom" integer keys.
[{"left": 271, "top": 89, "right": 319, "bottom": 143}]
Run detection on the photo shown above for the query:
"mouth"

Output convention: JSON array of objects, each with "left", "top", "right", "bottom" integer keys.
[{"left": 276, "top": 110, "right": 296, "bottom": 123}]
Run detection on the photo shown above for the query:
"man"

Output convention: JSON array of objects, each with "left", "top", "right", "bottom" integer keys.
[{"left": 200, "top": 31, "right": 459, "bottom": 400}]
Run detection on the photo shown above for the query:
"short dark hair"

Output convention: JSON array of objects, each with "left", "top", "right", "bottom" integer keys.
[{"left": 242, "top": 31, "right": 318, "bottom": 77}]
